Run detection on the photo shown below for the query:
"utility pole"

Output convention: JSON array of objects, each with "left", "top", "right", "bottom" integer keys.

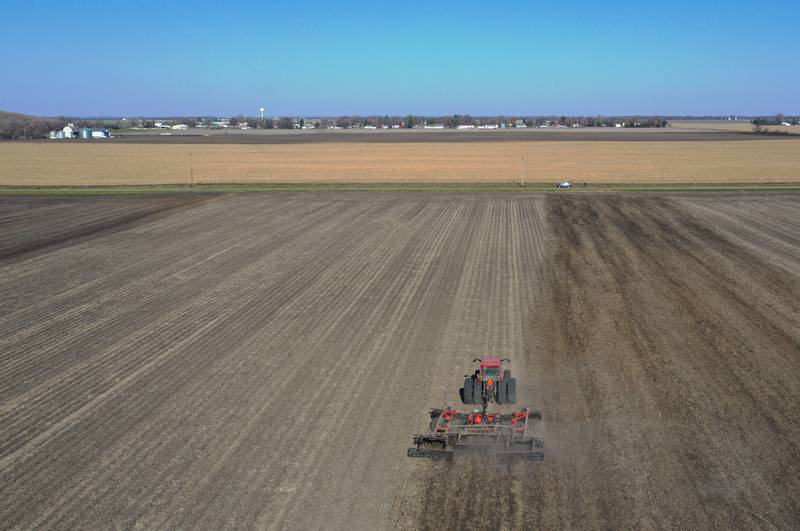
[
  {"left": 189, "top": 152, "right": 194, "bottom": 188},
  {"left": 520, "top": 156, "right": 525, "bottom": 187}
]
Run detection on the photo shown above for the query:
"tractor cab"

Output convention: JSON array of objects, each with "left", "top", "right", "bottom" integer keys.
[{"left": 479, "top": 356, "right": 501, "bottom": 384}]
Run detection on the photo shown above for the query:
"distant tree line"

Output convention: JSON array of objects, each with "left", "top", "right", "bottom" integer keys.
[
  {"left": 0, "top": 112, "right": 673, "bottom": 139},
  {"left": 262, "top": 114, "right": 669, "bottom": 129},
  {"left": 0, "top": 113, "right": 64, "bottom": 139},
  {"left": 752, "top": 113, "right": 798, "bottom": 126}
]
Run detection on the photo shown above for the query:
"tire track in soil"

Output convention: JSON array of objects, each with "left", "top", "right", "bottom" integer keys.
[{"left": 394, "top": 198, "right": 549, "bottom": 531}]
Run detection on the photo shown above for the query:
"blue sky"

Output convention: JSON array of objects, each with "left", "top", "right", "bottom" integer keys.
[{"left": 1, "top": 0, "right": 797, "bottom": 116}]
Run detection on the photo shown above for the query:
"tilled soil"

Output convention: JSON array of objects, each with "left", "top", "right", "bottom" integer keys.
[{"left": 1, "top": 192, "right": 798, "bottom": 529}]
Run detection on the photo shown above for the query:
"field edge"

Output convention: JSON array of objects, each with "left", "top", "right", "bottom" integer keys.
[{"left": 3, "top": 182, "right": 800, "bottom": 195}]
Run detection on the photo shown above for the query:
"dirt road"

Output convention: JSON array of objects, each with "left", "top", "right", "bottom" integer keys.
[{"left": 1, "top": 192, "right": 798, "bottom": 529}]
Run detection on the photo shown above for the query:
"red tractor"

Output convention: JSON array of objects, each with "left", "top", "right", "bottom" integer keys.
[
  {"left": 460, "top": 356, "right": 516, "bottom": 406},
  {"left": 407, "top": 357, "right": 543, "bottom": 461}
]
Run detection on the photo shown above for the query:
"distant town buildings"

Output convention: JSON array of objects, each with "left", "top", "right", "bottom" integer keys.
[{"left": 42, "top": 113, "right": 745, "bottom": 140}]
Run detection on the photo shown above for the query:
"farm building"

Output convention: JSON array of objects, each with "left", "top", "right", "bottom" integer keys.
[
  {"left": 48, "top": 123, "right": 76, "bottom": 139},
  {"left": 78, "top": 127, "right": 112, "bottom": 139},
  {"left": 171, "top": 124, "right": 188, "bottom": 130}
]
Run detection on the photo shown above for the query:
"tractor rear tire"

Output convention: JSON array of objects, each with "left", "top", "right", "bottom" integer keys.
[
  {"left": 462, "top": 378, "right": 473, "bottom": 404},
  {"left": 497, "top": 380, "right": 507, "bottom": 404},
  {"left": 507, "top": 378, "right": 517, "bottom": 404},
  {"left": 471, "top": 378, "right": 482, "bottom": 404}
]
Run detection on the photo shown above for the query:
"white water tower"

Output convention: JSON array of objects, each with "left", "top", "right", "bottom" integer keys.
[{"left": 259, "top": 107, "right": 265, "bottom": 119}]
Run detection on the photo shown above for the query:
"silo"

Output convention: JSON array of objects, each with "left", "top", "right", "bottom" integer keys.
[{"left": 79, "top": 128, "right": 92, "bottom": 139}]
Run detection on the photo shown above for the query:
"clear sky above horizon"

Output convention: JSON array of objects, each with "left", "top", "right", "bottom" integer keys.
[{"left": 1, "top": 0, "right": 798, "bottom": 117}]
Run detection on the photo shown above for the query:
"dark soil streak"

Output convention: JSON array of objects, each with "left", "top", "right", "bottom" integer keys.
[{"left": 516, "top": 195, "right": 800, "bottom": 528}]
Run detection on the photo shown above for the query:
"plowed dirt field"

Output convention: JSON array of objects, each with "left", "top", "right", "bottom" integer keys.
[{"left": 1, "top": 192, "right": 798, "bottom": 529}]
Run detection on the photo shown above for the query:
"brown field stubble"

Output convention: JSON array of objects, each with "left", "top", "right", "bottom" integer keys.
[
  {"left": 1, "top": 140, "right": 799, "bottom": 185},
  {"left": 671, "top": 120, "right": 800, "bottom": 134}
]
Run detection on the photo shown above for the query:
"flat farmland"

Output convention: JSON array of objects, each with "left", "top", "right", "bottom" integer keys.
[
  {"left": 2, "top": 192, "right": 799, "bottom": 529},
  {"left": 671, "top": 120, "right": 800, "bottom": 134},
  {"left": 2, "top": 138, "right": 800, "bottom": 186}
]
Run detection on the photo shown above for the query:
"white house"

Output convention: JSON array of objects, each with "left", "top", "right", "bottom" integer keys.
[
  {"left": 63, "top": 124, "right": 75, "bottom": 138},
  {"left": 171, "top": 124, "right": 188, "bottom": 130}
]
